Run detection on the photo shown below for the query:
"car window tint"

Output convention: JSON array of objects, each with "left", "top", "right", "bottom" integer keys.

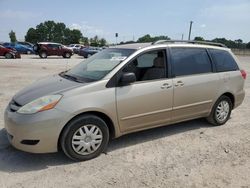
[
  {"left": 137, "top": 53, "right": 156, "bottom": 68},
  {"left": 209, "top": 49, "right": 239, "bottom": 72},
  {"left": 171, "top": 48, "right": 212, "bottom": 76},
  {"left": 48, "top": 44, "right": 59, "bottom": 48}
]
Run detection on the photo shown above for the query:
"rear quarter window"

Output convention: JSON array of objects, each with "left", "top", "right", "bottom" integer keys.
[{"left": 209, "top": 49, "right": 239, "bottom": 72}]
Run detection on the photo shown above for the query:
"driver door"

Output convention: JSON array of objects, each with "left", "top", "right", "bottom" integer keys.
[{"left": 116, "top": 49, "right": 173, "bottom": 133}]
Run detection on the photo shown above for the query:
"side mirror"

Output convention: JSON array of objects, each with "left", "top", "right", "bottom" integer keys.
[{"left": 120, "top": 72, "right": 136, "bottom": 86}]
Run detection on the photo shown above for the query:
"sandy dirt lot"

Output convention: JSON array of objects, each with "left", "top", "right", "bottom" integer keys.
[{"left": 0, "top": 55, "right": 249, "bottom": 188}]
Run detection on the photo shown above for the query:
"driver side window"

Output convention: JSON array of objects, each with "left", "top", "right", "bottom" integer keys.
[{"left": 122, "top": 49, "right": 167, "bottom": 82}]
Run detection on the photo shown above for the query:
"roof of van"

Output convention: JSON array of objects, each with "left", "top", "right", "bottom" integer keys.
[{"left": 110, "top": 40, "right": 228, "bottom": 51}]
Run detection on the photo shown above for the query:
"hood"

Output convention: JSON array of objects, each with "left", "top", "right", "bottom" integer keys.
[
  {"left": 63, "top": 46, "right": 73, "bottom": 51},
  {"left": 13, "top": 74, "right": 87, "bottom": 105}
]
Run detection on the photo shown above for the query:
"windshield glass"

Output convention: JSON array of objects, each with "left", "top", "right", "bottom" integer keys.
[{"left": 63, "top": 48, "right": 135, "bottom": 82}]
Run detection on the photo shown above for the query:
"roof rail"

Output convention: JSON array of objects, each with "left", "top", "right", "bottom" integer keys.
[{"left": 152, "top": 40, "right": 227, "bottom": 48}]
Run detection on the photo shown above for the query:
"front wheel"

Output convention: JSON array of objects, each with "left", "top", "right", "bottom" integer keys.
[
  {"left": 63, "top": 52, "right": 71, "bottom": 58},
  {"left": 206, "top": 96, "right": 232, "bottom": 126},
  {"left": 5, "top": 53, "right": 13, "bottom": 59},
  {"left": 60, "top": 115, "right": 109, "bottom": 161},
  {"left": 39, "top": 51, "right": 47, "bottom": 58}
]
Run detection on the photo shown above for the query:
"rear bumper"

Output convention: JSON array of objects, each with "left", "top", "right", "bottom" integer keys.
[{"left": 4, "top": 107, "right": 73, "bottom": 153}]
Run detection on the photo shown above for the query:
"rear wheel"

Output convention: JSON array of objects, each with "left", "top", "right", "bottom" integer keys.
[
  {"left": 63, "top": 52, "right": 71, "bottom": 58},
  {"left": 60, "top": 115, "right": 109, "bottom": 161},
  {"left": 39, "top": 51, "right": 47, "bottom": 58},
  {"left": 206, "top": 95, "right": 232, "bottom": 126},
  {"left": 5, "top": 53, "right": 13, "bottom": 59}
]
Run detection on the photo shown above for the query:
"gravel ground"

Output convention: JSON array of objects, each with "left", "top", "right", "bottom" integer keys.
[{"left": 0, "top": 55, "right": 249, "bottom": 188}]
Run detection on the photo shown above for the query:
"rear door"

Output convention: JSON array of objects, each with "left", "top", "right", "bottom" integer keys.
[
  {"left": 170, "top": 47, "right": 220, "bottom": 122},
  {"left": 47, "top": 44, "right": 61, "bottom": 55}
]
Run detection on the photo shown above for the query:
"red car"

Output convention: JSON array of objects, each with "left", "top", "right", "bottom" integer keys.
[
  {"left": 33, "top": 42, "right": 73, "bottom": 58},
  {"left": 0, "top": 45, "right": 21, "bottom": 58}
]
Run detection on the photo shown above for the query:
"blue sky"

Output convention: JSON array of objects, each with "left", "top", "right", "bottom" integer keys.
[{"left": 0, "top": 0, "right": 250, "bottom": 43}]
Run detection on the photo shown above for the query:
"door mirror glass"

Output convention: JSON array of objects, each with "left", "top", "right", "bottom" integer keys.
[{"left": 120, "top": 72, "right": 136, "bottom": 85}]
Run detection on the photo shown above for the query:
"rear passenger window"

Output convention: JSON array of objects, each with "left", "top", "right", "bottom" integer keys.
[
  {"left": 171, "top": 48, "right": 212, "bottom": 76},
  {"left": 209, "top": 49, "right": 239, "bottom": 72}
]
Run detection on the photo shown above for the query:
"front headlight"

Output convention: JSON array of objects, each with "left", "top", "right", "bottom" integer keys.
[{"left": 17, "top": 95, "right": 62, "bottom": 114}]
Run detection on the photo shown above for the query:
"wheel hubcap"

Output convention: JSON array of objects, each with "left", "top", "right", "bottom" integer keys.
[
  {"left": 216, "top": 100, "right": 230, "bottom": 122},
  {"left": 71, "top": 125, "right": 103, "bottom": 155}
]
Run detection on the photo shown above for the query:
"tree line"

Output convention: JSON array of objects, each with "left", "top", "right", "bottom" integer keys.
[{"left": 7, "top": 20, "right": 250, "bottom": 48}]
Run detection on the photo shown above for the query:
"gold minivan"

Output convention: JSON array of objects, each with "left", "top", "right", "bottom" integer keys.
[{"left": 4, "top": 40, "right": 246, "bottom": 161}]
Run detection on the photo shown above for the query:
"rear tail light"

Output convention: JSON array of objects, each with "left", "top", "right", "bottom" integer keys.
[{"left": 240, "top": 70, "right": 247, "bottom": 80}]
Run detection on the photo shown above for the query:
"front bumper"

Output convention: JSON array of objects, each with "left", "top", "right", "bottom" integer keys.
[{"left": 4, "top": 106, "right": 73, "bottom": 153}]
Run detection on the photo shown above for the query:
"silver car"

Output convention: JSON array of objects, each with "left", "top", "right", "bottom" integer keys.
[{"left": 4, "top": 40, "right": 246, "bottom": 161}]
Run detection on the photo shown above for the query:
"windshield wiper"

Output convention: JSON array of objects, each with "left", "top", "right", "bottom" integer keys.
[{"left": 59, "top": 72, "right": 83, "bottom": 83}]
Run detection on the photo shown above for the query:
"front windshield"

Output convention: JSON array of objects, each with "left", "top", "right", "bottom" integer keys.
[{"left": 64, "top": 48, "right": 135, "bottom": 82}]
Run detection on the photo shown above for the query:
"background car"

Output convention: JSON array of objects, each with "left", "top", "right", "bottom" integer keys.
[
  {"left": 68, "top": 44, "right": 85, "bottom": 54},
  {"left": 33, "top": 42, "right": 73, "bottom": 58},
  {"left": 0, "top": 45, "right": 21, "bottom": 58},
  {"left": 78, "top": 46, "right": 102, "bottom": 58},
  {"left": 2, "top": 42, "right": 34, "bottom": 54},
  {"left": 17, "top": 41, "right": 34, "bottom": 49}
]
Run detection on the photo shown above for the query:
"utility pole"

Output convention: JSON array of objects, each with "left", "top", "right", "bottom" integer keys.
[{"left": 188, "top": 21, "right": 193, "bottom": 40}]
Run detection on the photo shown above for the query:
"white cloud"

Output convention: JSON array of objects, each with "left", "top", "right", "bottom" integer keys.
[
  {"left": 0, "top": 10, "right": 41, "bottom": 20},
  {"left": 70, "top": 23, "right": 82, "bottom": 30},
  {"left": 70, "top": 22, "right": 109, "bottom": 38}
]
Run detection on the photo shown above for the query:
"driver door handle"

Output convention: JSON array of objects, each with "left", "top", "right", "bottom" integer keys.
[{"left": 161, "top": 83, "right": 172, "bottom": 89}]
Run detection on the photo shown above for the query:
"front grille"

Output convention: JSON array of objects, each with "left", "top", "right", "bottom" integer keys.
[{"left": 9, "top": 100, "right": 22, "bottom": 112}]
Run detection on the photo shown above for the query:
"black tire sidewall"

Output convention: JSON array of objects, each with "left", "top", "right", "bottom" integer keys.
[
  {"left": 212, "top": 96, "right": 232, "bottom": 125},
  {"left": 39, "top": 51, "right": 47, "bottom": 58},
  {"left": 5, "top": 53, "right": 13, "bottom": 59},
  {"left": 61, "top": 115, "right": 109, "bottom": 161},
  {"left": 63, "top": 52, "right": 71, "bottom": 58}
]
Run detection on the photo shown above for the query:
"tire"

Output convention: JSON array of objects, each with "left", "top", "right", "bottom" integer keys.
[
  {"left": 39, "top": 51, "right": 47, "bottom": 58},
  {"left": 60, "top": 115, "right": 109, "bottom": 161},
  {"left": 206, "top": 95, "right": 232, "bottom": 126},
  {"left": 63, "top": 52, "right": 71, "bottom": 58},
  {"left": 5, "top": 53, "right": 13, "bottom": 59},
  {"left": 27, "top": 50, "right": 31, "bottom": 55}
]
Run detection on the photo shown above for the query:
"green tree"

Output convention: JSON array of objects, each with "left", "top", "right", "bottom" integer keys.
[
  {"left": 90, "top": 35, "right": 100, "bottom": 46},
  {"left": 194, "top": 36, "right": 205, "bottom": 41},
  {"left": 137, "top": 34, "right": 153, "bottom": 42},
  {"left": 25, "top": 28, "right": 39, "bottom": 43},
  {"left": 25, "top": 20, "right": 85, "bottom": 44},
  {"left": 80, "top": 37, "right": 89, "bottom": 45},
  {"left": 99, "top": 38, "right": 107, "bottom": 46},
  {"left": 246, "top": 42, "right": 250, "bottom": 49},
  {"left": 9, "top": 30, "right": 17, "bottom": 43},
  {"left": 137, "top": 34, "right": 170, "bottom": 43}
]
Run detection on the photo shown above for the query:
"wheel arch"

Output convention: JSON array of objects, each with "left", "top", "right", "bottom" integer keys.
[
  {"left": 221, "top": 92, "right": 235, "bottom": 108},
  {"left": 58, "top": 111, "right": 116, "bottom": 150}
]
